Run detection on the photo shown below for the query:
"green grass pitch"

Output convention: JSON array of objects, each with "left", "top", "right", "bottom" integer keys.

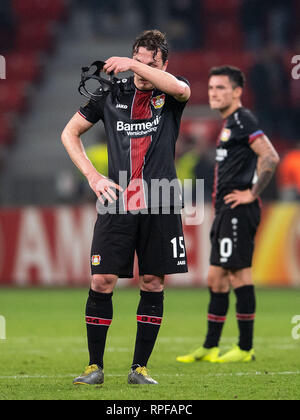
[{"left": 0, "top": 287, "right": 300, "bottom": 400}]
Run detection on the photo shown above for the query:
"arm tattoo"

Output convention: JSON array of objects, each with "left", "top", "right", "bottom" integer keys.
[
  {"left": 251, "top": 156, "right": 278, "bottom": 197},
  {"left": 250, "top": 135, "right": 280, "bottom": 198}
]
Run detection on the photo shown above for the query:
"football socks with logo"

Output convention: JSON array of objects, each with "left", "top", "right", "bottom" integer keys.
[
  {"left": 234, "top": 285, "right": 256, "bottom": 351},
  {"left": 204, "top": 289, "right": 230, "bottom": 349},
  {"left": 132, "top": 290, "right": 164, "bottom": 368},
  {"left": 85, "top": 289, "right": 113, "bottom": 369}
]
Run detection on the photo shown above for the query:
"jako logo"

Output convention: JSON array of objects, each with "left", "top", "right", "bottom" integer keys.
[
  {"left": 291, "top": 55, "right": 300, "bottom": 80},
  {"left": 0, "top": 315, "right": 6, "bottom": 340},
  {"left": 0, "top": 56, "right": 6, "bottom": 79}
]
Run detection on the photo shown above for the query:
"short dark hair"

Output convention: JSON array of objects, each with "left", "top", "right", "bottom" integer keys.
[
  {"left": 132, "top": 30, "right": 169, "bottom": 64},
  {"left": 209, "top": 66, "right": 246, "bottom": 88}
]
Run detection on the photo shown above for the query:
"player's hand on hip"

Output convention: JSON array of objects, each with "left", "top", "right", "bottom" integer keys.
[
  {"left": 88, "top": 173, "right": 123, "bottom": 204},
  {"left": 103, "top": 57, "right": 133, "bottom": 75},
  {"left": 224, "top": 189, "right": 256, "bottom": 209}
]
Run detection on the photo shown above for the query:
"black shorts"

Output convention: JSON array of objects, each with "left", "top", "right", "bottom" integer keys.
[
  {"left": 210, "top": 202, "right": 261, "bottom": 270},
  {"left": 90, "top": 212, "right": 188, "bottom": 278}
]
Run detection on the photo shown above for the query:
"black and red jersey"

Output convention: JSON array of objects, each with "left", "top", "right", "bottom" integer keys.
[
  {"left": 213, "top": 107, "right": 264, "bottom": 213},
  {"left": 78, "top": 76, "right": 189, "bottom": 211}
]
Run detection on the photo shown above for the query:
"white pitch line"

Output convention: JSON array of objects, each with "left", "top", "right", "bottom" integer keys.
[
  {"left": 2, "top": 336, "right": 297, "bottom": 346},
  {"left": 1, "top": 371, "right": 300, "bottom": 380}
]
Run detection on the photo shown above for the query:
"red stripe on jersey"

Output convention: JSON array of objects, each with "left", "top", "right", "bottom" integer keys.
[
  {"left": 236, "top": 313, "right": 256, "bottom": 321},
  {"left": 137, "top": 315, "right": 162, "bottom": 325},
  {"left": 77, "top": 110, "right": 87, "bottom": 119},
  {"left": 123, "top": 137, "right": 151, "bottom": 211},
  {"left": 208, "top": 314, "right": 227, "bottom": 323},
  {"left": 124, "top": 89, "right": 153, "bottom": 211},
  {"left": 85, "top": 316, "right": 112, "bottom": 326},
  {"left": 131, "top": 90, "right": 153, "bottom": 120}
]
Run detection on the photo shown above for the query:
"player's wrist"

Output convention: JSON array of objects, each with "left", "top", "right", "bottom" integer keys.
[
  {"left": 250, "top": 188, "right": 258, "bottom": 200},
  {"left": 129, "top": 58, "right": 141, "bottom": 73},
  {"left": 86, "top": 169, "right": 103, "bottom": 182}
]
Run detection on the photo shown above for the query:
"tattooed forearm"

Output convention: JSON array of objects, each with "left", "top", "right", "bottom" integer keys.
[
  {"left": 250, "top": 135, "right": 280, "bottom": 198},
  {"left": 251, "top": 156, "right": 278, "bottom": 197}
]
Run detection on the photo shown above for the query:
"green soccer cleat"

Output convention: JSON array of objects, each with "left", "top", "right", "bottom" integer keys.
[
  {"left": 128, "top": 366, "right": 158, "bottom": 385},
  {"left": 216, "top": 345, "right": 255, "bottom": 363},
  {"left": 176, "top": 346, "right": 220, "bottom": 363},
  {"left": 73, "top": 364, "right": 104, "bottom": 385}
]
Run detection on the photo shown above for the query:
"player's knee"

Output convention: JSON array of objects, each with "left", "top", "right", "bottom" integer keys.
[
  {"left": 91, "top": 274, "right": 117, "bottom": 293},
  {"left": 140, "top": 275, "right": 164, "bottom": 292},
  {"left": 229, "top": 268, "right": 253, "bottom": 289},
  {"left": 207, "top": 274, "right": 230, "bottom": 293}
]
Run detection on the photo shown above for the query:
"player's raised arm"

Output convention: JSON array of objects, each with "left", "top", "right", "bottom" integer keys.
[
  {"left": 61, "top": 113, "right": 123, "bottom": 204},
  {"left": 103, "top": 30, "right": 191, "bottom": 103},
  {"left": 104, "top": 56, "right": 191, "bottom": 103},
  {"left": 250, "top": 135, "right": 280, "bottom": 198}
]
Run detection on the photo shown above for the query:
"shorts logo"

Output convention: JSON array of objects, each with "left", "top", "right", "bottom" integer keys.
[
  {"left": 220, "top": 128, "right": 231, "bottom": 142},
  {"left": 91, "top": 255, "right": 101, "bottom": 266},
  {"left": 116, "top": 103, "right": 128, "bottom": 109},
  {"left": 151, "top": 94, "right": 165, "bottom": 109}
]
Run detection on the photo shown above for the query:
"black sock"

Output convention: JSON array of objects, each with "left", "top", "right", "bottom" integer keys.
[
  {"left": 234, "top": 285, "right": 256, "bottom": 351},
  {"left": 132, "top": 290, "right": 164, "bottom": 368},
  {"left": 85, "top": 289, "right": 113, "bottom": 369},
  {"left": 204, "top": 289, "right": 230, "bottom": 349}
]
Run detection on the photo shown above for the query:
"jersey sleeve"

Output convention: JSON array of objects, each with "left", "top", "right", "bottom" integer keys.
[
  {"left": 78, "top": 90, "right": 108, "bottom": 124},
  {"left": 165, "top": 76, "right": 190, "bottom": 111},
  {"left": 235, "top": 109, "right": 264, "bottom": 145}
]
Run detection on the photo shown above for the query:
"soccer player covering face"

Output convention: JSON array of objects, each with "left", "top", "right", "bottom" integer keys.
[
  {"left": 61, "top": 30, "right": 191, "bottom": 385},
  {"left": 177, "top": 66, "right": 279, "bottom": 364}
]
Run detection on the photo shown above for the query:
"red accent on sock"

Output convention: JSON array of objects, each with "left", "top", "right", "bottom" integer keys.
[
  {"left": 85, "top": 316, "right": 112, "bottom": 326},
  {"left": 207, "top": 314, "right": 227, "bottom": 323},
  {"left": 236, "top": 313, "right": 256, "bottom": 321},
  {"left": 137, "top": 315, "right": 162, "bottom": 325}
]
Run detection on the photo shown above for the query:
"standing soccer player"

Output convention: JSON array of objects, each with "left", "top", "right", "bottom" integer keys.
[
  {"left": 61, "top": 30, "right": 191, "bottom": 385},
  {"left": 177, "top": 66, "right": 279, "bottom": 364}
]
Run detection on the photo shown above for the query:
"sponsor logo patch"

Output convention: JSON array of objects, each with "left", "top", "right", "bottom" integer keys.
[
  {"left": 91, "top": 254, "right": 101, "bottom": 266},
  {"left": 151, "top": 94, "right": 165, "bottom": 109},
  {"left": 220, "top": 128, "right": 231, "bottom": 142}
]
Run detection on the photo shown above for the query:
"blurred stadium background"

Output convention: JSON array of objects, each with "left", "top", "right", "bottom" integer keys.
[{"left": 0, "top": 0, "right": 300, "bottom": 289}]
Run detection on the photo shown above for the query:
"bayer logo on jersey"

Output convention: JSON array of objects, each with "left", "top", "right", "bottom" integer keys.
[
  {"left": 220, "top": 128, "right": 231, "bottom": 142},
  {"left": 151, "top": 94, "right": 165, "bottom": 109},
  {"left": 91, "top": 255, "right": 101, "bottom": 266}
]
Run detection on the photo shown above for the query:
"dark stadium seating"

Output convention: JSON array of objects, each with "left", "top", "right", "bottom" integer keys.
[
  {"left": 0, "top": 81, "right": 28, "bottom": 114},
  {"left": 205, "top": 18, "right": 243, "bottom": 51},
  {"left": 168, "top": 49, "right": 254, "bottom": 106},
  {"left": 203, "top": 0, "right": 240, "bottom": 16},
  {"left": 6, "top": 52, "right": 41, "bottom": 83},
  {"left": 0, "top": 114, "right": 14, "bottom": 145},
  {"left": 0, "top": 0, "right": 68, "bottom": 148},
  {"left": 12, "top": 0, "right": 66, "bottom": 23},
  {"left": 15, "top": 21, "right": 54, "bottom": 53}
]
